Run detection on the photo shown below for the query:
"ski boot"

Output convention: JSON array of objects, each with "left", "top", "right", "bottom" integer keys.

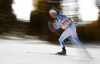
[{"left": 57, "top": 47, "right": 66, "bottom": 55}]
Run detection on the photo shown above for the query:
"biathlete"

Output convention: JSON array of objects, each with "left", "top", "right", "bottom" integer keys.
[{"left": 49, "top": 9, "right": 85, "bottom": 55}]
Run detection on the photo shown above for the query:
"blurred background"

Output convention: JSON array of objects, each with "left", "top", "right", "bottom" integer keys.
[{"left": 0, "top": 0, "right": 100, "bottom": 44}]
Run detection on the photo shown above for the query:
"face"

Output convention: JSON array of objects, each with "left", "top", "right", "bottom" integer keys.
[{"left": 49, "top": 13, "right": 57, "bottom": 19}]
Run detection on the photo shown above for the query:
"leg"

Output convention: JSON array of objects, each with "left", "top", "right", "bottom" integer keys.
[
  {"left": 68, "top": 36, "right": 92, "bottom": 58},
  {"left": 57, "top": 30, "right": 70, "bottom": 55},
  {"left": 68, "top": 36, "right": 84, "bottom": 48},
  {"left": 59, "top": 30, "right": 70, "bottom": 47}
]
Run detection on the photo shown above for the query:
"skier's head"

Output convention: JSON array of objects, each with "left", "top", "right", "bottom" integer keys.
[{"left": 49, "top": 9, "right": 57, "bottom": 19}]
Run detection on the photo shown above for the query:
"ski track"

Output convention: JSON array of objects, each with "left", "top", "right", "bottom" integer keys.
[{"left": 0, "top": 39, "right": 100, "bottom": 64}]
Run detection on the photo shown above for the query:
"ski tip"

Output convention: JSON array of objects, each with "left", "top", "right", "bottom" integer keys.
[{"left": 50, "top": 53, "right": 67, "bottom": 56}]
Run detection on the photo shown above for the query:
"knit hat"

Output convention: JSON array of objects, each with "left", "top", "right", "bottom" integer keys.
[{"left": 49, "top": 9, "right": 57, "bottom": 14}]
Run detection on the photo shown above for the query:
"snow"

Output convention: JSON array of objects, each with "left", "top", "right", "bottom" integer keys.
[{"left": 0, "top": 39, "right": 100, "bottom": 64}]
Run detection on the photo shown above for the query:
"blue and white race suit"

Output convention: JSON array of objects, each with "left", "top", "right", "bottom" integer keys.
[{"left": 52, "top": 13, "right": 84, "bottom": 48}]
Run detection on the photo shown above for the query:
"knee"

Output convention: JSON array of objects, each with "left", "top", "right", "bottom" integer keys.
[
  {"left": 59, "top": 37, "right": 62, "bottom": 41},
  {"left": 59, "top": 38, "right": 61, "bottom": 41},
  {"left": 59, "top": 37, "right": 64, "bottom": 42}
]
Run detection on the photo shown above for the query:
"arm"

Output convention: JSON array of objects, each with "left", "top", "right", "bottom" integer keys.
[{"left": 55, "top": 18, "right": 71, "bottom": 29}]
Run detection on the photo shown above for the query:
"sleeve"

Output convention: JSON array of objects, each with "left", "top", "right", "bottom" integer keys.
[
  {"left": 52, "top": 23, "right": 61, "bottom": 30},
  {"left": 58, "top": 13, "right": 68, "bottom": 19},
  {"left": 62, "top": 14, "right": 68, "bottom": 20}
]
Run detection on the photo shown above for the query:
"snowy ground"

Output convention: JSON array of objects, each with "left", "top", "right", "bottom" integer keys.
[{"left": 0, "top": 37, "right": 100, "bottom": 64}]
